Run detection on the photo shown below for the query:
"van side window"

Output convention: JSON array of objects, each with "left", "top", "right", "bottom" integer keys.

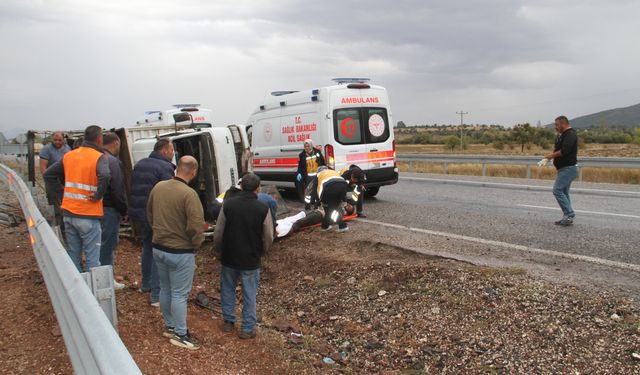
[
  {"left": 333, "top": 107, "right": 389, "bottom": 145},
  {"left": 334, "top": 109, "right": 363, "bottom": 145}
]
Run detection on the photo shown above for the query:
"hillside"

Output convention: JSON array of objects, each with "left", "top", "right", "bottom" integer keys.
[{"left": 568, "top": 102, "right": 640, "bottom": 128}]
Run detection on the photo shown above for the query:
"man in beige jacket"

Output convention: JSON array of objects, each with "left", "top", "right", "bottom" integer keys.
[{"left": 147, "top": 155, "right": 204, "bottom": 350}]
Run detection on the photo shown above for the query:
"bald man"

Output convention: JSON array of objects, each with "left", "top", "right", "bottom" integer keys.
[
  {"left": 147, "top": 155, "right": 204, "bottom": 350},
  {"left": 40, "top": 132, "right": 71, "bottom": 173}
]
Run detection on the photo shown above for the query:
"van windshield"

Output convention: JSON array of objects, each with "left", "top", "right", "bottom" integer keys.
[{"left": 333, "top": 107, "right": 390, "bottom": 145}]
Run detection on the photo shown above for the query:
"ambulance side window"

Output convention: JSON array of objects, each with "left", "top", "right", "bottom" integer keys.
[
  {"left": 333, "top": 109, "right": 363, "bottom": 145},
  {"left": 364, "top": 108, "right": 390, "bottom": 143}
]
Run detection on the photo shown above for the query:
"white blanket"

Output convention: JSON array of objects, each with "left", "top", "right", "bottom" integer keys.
[{"left": 275, "top": 211, "right": 306, "bottom": 238}]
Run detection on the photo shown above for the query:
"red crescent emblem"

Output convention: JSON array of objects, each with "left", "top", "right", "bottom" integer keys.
[{"left": 340, "top": 117, "right": 357, "bottom": 138}]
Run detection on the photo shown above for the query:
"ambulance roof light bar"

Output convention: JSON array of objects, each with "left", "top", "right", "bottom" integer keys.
[
  {"left": 173, "top": 104, "right": 200, "bottom": 108},
  {"left": 271, "top": 91, "right": 299, "bottom": 96},
  {"left": 332, "top": 77, "right": 370, "bottom": 84}
]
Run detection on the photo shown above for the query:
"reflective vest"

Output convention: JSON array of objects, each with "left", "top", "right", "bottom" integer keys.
[
  {"left": 305, "top": 152, "right": 322, "bottom": 176},
  {"left": 316, "top": 169, "right": 344, "bottom": 198},
  {"left": 61, "top": 147, "right": 104, "bottom": 217}
]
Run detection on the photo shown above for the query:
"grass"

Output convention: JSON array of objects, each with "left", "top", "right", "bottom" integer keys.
[
  {"left": 396, "top": 143, "right": 640, "bottom": 157},
  {"left": 398, "top": 161, "right": 640, "bottom": 184}
]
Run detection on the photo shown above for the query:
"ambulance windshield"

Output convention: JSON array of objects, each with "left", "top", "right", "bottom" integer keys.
[{"left": 333, "top": 107, "right": 390, "bottom": 145}]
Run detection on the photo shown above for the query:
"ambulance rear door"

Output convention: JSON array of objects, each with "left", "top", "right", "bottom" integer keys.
[{"left": 329, "top": 85, "right": 394, "bottom": 176}]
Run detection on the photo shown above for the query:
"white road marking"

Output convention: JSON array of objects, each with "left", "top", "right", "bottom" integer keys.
[
  {"left": 519, "top": 204, "right": 640, "bottom": 219},
  {"left": 400, "top": 176, "right": 640, "bottom": 196},
  {"left": 358, "top": 218, "right": 640, "bottom": 273}
]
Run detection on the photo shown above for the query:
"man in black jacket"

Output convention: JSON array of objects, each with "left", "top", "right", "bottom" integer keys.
[
  {"left": 100, "top": 133, "right": 128, "bottom": 271},
  {"left": 340, "top": 164, "right": 366, "bottom": 218},
  {"left": 214, "top": 173, "right": 274, "bottom": 339},
  {"left": 544, "top": 115, "right": 579, "bottom": 226},
  {"left": 129, "top": 139, "right": 175, "bottom": 305}
]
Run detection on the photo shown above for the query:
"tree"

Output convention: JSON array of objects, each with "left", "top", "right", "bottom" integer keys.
[
  {"left": 512, "top": 123, "right": 534, "bottom": 152},
  {"left": 444, "top": 135, "right": 460, "bottom": 152},
  {"left": 396, "top": 121, "right": 406, "bottom": 128}
]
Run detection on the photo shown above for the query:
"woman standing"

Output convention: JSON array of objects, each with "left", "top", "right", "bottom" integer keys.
[{"left": 296, "top": 139, "right": 325, "bottom": 209}]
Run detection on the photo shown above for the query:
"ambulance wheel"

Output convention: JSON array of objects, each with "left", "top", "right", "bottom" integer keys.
[{"left": 364, "top": 186, "right": 379, "bottom": 198}]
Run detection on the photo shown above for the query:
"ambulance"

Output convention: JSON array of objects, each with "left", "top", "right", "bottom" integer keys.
[{"left": 247, "top": 78, "right": 398, "bottom": 198}]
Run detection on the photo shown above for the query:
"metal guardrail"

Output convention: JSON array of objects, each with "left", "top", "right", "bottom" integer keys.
[
  {"left": 0, "top": 143, "right": 28, "bottom": 155},
  {"left": 0, "top": 163, "right": 141, "bottom": 375},
  {"left": 397, "top": 154, "right": 640, "bottom": 179}
]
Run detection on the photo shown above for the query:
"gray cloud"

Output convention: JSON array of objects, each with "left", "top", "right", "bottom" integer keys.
[{"left": 0, "top": 0, "right": 639, "bottom": 133}]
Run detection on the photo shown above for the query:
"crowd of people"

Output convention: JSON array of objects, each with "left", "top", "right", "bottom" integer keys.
[
  {"left": 38, "top": 115, "right": 579, "bottom": 350},
  {"left": 39, "top": 126, "right": 364, "bottom": 350}
]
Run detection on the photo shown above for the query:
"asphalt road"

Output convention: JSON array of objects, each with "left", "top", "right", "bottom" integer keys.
[{"left": 357, "top": 174, "right": 640, "bottom": 267}]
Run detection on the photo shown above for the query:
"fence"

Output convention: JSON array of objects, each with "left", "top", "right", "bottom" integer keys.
[
  {"left": 397, "top": 154, "right": 640, "bottom": 180},
  {"left": 0, "top": 163, "right": 141, "bottom": 375}
]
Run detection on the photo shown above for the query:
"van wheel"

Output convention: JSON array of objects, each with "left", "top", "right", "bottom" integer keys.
[{"left": 364, "top": 186, "right": 380, "bottom": 198}]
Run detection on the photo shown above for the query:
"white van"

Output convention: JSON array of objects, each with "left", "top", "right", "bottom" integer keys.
[
  {"left": 124, "top": 124, "right": 249, "bottom": 221},
  {"left": 247, "top": 78, "right": 398, "bottom": 198}
]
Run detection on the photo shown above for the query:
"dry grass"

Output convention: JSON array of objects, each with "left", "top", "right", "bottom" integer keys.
[
  {"left": 398, "top": 161, "right": 640, "bottom": 184},
  {"left": 397, "top": 143, "right": 640, "bottom": 157}
]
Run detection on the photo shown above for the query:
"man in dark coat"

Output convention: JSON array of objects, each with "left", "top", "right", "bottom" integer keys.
[
  {"left": 129, "top": 138, "right": 175, "bottom": 305},
  {"left": 214, "top": 173, "right": 273, "bottom": 339}
]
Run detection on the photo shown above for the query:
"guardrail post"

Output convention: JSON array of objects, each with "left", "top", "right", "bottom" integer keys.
[
  {"left": 82, "top": 266, "right": 119, "bottom": 330},
  {"left": 579, "top": 165, "right": 583, "bottom": 181},
  {"left": 443, "top": 162, "right": 448, "bottom": 174},
  {"left": 526, "top": 165, "right": 531, "bottom": 179},
  {"left": 482, "top": 163, "right": 486, "bottom": 177}
]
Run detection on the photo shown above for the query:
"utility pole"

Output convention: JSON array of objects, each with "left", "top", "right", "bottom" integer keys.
[{"left": 456, "top": 110, "right": 468, "bottom": 152}]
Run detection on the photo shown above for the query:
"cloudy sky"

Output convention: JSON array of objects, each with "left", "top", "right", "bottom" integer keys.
[{"left": 1, "top": 0, "right": 639, "bottom": 135}]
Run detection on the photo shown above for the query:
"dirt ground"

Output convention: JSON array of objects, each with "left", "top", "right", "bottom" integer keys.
[{"left": 1, "top": 194, "right": 639, "bottom": 374}]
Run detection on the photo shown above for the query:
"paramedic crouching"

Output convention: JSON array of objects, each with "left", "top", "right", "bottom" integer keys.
[{"left": 306, "top": 166, "right": 350, "bottom": 232}]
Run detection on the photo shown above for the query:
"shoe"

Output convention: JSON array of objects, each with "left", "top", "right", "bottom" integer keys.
[
  {"left": 114, "top": 281, "right": 125, "bottom": 290},
  {"left": 162, "top": 327, "right": 176, "bottom": 339},
  {"left": 321, "top": 226, "right": 333, "bottom": 232},
  {"left": 150, "top": 301, "right": 160, "bottom": 307},
  {"left": 554, "top": 216, "right": 574, "bottom": 226},
  {"left": 356, "top": 212, "right": 367, "bottom": 218},
  {"left": 223, "top": 320, "right": 234, "bottom": 333},
  {"left": 336, "top": 227, "right": 349, "bottom": 233},
  {"left": 170, "top": 331, "right": 201, "bottom": 350},
  {"left": 239, "top": 330, "right": 256, "bottom": 339}
]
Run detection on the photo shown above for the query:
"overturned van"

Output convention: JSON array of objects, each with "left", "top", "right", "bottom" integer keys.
[{"left": 247, "top": 78, "right": 398, "bottom": 198}]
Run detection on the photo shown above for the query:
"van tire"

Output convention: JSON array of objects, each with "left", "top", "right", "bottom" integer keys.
[{"left": 364, "top": 186, "right": 380, "bottom": 198}]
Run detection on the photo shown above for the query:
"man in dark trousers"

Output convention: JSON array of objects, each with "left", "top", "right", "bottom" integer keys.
[
  {"left": 129, "top": 138, "right": 175, "bottom": 305},
  {"left": 43, "top": 125, "right": 110, "bottom": 272},
  {"left": 214, "top": 173, "right": 274, "bottom": 339},
  {"left": 100, "top": 132, "right": 128, "bottom": 289},
  {"left": 544, "top": 115, "right": 579, "bottom": 226},
  {"left": 340, "top": 164, "right": 367, "bottom": 218},
  {"left": 148, "top": 156, "right": 204, "bottom": 350},
  {"left": 305, "top": 166, "right": 350, "bottom": 232}
]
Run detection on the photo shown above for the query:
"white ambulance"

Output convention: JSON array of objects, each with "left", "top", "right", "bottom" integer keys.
[{"left": 247, "top": 78, "right": 398, "bottom": 198}]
